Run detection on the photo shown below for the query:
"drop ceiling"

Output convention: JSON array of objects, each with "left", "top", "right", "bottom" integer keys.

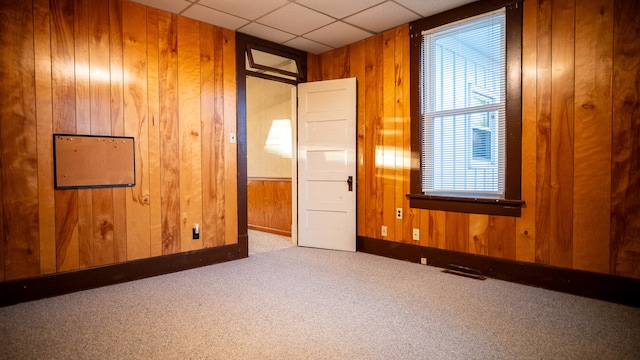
[{"left": 130, "top": 0, "right": 475, "bottom": 54}]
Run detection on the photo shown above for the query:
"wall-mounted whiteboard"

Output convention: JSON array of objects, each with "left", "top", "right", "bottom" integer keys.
[{"left": 54, "top": 134, "right": 136, "bottom": 189}]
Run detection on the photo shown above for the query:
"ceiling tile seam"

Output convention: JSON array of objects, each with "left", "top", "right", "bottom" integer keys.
[
  {"left": 175, "top": 1, "right": 198, "bottom": 16},
  {"left": 191, "top": 0, "right": 292, "bottom": 25},
  {"left": 283, "top": 33, "right": 336, "bottom": 51},
  {"left": 247, "top": 18, "right": 348, "bottom": 48},
  {"left": 237, "top": 20, "right": 298, "bottom": 39},
  {"left": 390, "top": 0, "right": 423, "bottom": 18}
]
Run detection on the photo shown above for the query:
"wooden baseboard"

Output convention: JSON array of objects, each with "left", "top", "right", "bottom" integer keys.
[
  {"left": 248, "top": 224, "right": 291, "bottom": 237},
  {"left": 0, "top": 244, "right": 242, "bottom": 307},
  {"left": 357, "top": 236, "right": 640, "bottom": 308}
]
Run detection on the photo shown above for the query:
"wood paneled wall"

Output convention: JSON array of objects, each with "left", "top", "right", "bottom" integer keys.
[
  {"left": 0, "top": 0, "right": 238, "bottom": 282},
  {"left": 308, "top": 0, "right": 640, "bottom": 279},
  {"left": 247, "top": 178, "right": 292, "bottom": 236}
]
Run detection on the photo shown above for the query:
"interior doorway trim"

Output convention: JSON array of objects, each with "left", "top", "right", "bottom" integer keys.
[{"left": 235, "top": 33, "right": 307, "bottom": 258}]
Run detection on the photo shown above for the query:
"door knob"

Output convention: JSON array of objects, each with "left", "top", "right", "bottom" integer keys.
[{"left": 347, "top": 176, "right": 353, "bottom": 191}]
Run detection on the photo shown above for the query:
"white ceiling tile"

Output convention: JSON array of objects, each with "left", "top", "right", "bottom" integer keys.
[
  {"left": 284, "top": 37, "right": 333, "bottom": 55},
  {"left": 258, "top": 3, "right": 334, "bottom": 36},
  {"left": 344, "top": 2, "right": 420, "bottom": 33},
  {"left": 196, "top": 0, "right": 289, "bottom": 20},
  {"left": 238, "top": 23, "right": 296, "bottom": 44},
  {"left": 296, "top": 0, "right": 384, "bottom": 19},
  {"left": 121, "top": 0, "right": 480, "bottom": 54},
  {"left": 182, "top": 4, "right": 250, "bottom": 30},
  {"left": 395, "top": 0, "right": 476, "bottom": 18},
  {"left": 304, "top": 21, "right": 372, "bottom": 48},
  {"left": 130, "top": 0, "right": 191, "bottom": 14}
]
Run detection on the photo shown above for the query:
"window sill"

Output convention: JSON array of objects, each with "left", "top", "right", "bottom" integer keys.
[{"left": 407, "top": 194, "right": 524, "bottom": 217}]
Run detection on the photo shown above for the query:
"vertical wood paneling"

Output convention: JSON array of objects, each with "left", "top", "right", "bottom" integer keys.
[
  {"left": 297, "top": 1, "right": 640, "bottom": 280},
  {"left": 417, "top": 209, "right": 429, "bottom": 247},
  {"left": 307, "top": 53, "right": 322, "bottom": 82},
  {"left": 75, "top": 0, "right": 94, "bottom": 269},
  {"left": 365, "top": 35, "right": 384, "bottom": 240},
  {"left": 382, "top": 31, "right": 396, "bottom": 241},
  {"left": 535, "top": 0, "right": 552, "bottom": 265},
  {"left": 488, "top": 216, "right": 516, "bottom": 260},
  {"left": 123, "top": 0, "right": 151, "bottom": 260},
  {"left": 34, "top": 0, "right": 57, "bottom": 275},
  {"left": 333, "top": 46, "right": 349, "bottom": 79},
  {"left": 200, "top": 23, "right": 217, "bottom": 248},
  {"left": 3, "top": 0, "right": 640, "bottom": 285},
  {"left": 349, "top": 41, "right": 366, "bottom": 237},
  {"left": 158, "top": 10, "right": 180, "bottom": 254},
  {"left": 92, "top": 189, "right": 114, "bottom": 265},
  {"left": 469, "top": 215, "right": 489, "bottom": 255},
  {"left": 247, "top": 180, "right": 292, "bottom": 235},
  {"left": 74, "top": 0, "right": 90, "bottom": 133},
  {"left": 430, "top": 211, "right": 446, "bottom": 249},
  {"left": 573, "top": 0, "right": 613, "bottom": 273},
  {"left": 213, "top": 27, "right": 226, "bottom": 246},
  {"left": 549, "top": 0, "right": 574, "bottom": 268},
  {"left": 109, "top": 0, "right": 127, "bottom": 262},
  {"left": 89, "top": 0, "right": 115, "bottom": 266},
  {"left": 516, "top": 0, "right": 538, "bottom": 263},
  {"left": 147, "top": 7, "right": 162, "bottom": 257},
  {"left": 0, "top": 0, "right": 40, "bottom": 280},
  {"left": 177, "top": 16, "right": 202, "bottom": 252},
  {"left": 321, "top": 51, "right": 334, "bottom": 80},
  {"left": 222, "top": 28, "right": 238, "bottom": 245},
  {"left": 397, "top": 26, "right": 414, "bottom": 244},
  {"left": 445, "top": 212, "right": 468, "bottom": 252},
  {"left": 77, "top": 188, "right": 93, "bottom": 268},
  {"left": 1, "top": 0, "right": 239, "bottom": 284},
  {"left": 611, "top": 0, "right": 640, "bottom": 278},
  {"left": 52, "top": 0, "right": 80, "bottom": 272},
  {"left": 0, "top": 144, "right": 3, "bottom": 280}
]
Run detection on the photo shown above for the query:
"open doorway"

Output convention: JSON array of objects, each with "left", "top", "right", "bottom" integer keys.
[
  {"left": 236, "top": 33, "right": 307, "bottom": 256},
  {"left": 246, "top": 77, "right": 295, "bottom": 253}
]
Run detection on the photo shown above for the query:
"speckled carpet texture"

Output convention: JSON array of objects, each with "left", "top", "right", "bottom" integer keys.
[{"left": 1, "top": 232, "right": 639, "bottom": 359}]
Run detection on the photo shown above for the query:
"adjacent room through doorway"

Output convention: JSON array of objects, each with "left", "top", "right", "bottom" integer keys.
[{"left": 246, "top": 76, "right": 296, "bottom": 251}]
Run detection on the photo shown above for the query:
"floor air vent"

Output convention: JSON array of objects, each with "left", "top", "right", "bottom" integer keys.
[{"left": 442, "top": 264, "right": 486, "bottom": 280}]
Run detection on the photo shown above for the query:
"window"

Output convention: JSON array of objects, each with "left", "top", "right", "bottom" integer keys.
[
  {"left": 244, "top": 42, "right": 304, "bottom": 84},
  {"left": 409, "top": 0, "right": 523, "bottom": 216}
]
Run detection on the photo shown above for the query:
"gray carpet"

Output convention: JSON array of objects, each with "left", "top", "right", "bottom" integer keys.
[
  {"left": 1, "top": 239, "right": 639, "bottom": 359},
  {"left": 248, "top": 229, "right": 294, "bottom": 255}
]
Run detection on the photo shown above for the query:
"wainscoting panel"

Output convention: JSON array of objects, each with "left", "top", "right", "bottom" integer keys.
[{"left": 247, "top": 178, "right": 292, "bottom": 236}]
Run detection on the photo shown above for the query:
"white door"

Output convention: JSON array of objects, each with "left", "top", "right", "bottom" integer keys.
[{"left": 297, "top": 78, "right": 357, "bottom": 252}]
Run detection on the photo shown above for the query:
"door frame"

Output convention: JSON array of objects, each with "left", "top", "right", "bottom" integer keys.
[{"left": 236, "top": 33, "right": 307, "bottom": 257}]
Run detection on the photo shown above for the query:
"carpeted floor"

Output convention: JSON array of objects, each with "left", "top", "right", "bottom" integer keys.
[
  {"left": 248, "top": 229, "right": 294, "bottom": 255},
  {"left": 1, "top": 234, "right": 639, "bottom": 359}
]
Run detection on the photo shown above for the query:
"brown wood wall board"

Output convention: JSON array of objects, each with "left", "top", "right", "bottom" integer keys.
[
  {"left": 247, "top": 179, "right": 292, "bottom": 235},
  {"left": 306, "top": 0, "right": 640, "bottom": 280},
  {"left": 33, "top": 0, "right": 57, "bottom": 276},
  {"left": 158, "top": 10, "right": 181, "bottom": 255},
  {"left": 0, "top": 0, "right": 40, "bottom": 281},
  {"left": 534, "top": 0, "right": 552, "bottom": 266},
  {"left": 123, "top": 0, "right": 152, "bottom": 261},
  {"left": 611, "top": 0, "right": 640, "bottom": 278}
]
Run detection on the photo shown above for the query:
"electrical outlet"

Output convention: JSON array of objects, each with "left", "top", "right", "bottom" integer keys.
[
  {"left": 413, "top": 228, "right": 420, "bottom": 241},
  {"left": 381, "top": 226, "right": 388, "bottom": 237},
  {"left": 193, "top": 224, "right": 200, "bottom": 240},
  {"left": 420, "top": 257, "right": 428, "bottom": 265},
  {"left": 396, "top": 208, "right": 403, "bottom": 219}
]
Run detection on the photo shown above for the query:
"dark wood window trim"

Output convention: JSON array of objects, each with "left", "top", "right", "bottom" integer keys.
[{"left": 408, "top": 0, "right": 524, "bottom": 217}]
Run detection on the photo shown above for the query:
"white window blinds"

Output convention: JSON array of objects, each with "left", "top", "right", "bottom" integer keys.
[{"left": 421, "top": 9, "right": 506, "bottom": 198}]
